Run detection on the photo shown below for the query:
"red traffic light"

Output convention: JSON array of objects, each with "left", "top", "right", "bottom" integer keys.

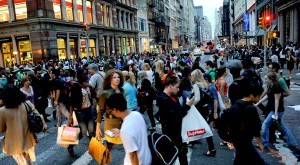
[{"left": 265, "top": 16, "right": 271, "bottom": 21}]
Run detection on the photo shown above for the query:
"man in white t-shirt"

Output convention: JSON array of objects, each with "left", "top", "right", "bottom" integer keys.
[{"left": 108, "top": 93, "right": 152, "bottom": 165}]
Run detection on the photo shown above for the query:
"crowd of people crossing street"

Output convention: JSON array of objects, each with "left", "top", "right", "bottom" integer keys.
[{"left": 0, "top": 43, "right": 299, "bottom": 165}]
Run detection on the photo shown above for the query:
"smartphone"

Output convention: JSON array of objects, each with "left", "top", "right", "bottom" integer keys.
[
  {"left": 105, "top": 130, "right": 115, "bottom": 137},
  {"left": 189, "top": 93, "right": 195, "bottom": 99}
]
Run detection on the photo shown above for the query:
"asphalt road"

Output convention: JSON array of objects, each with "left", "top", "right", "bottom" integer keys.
[{"left": 0, "top": 55, "right": 300, "bottom": 165}]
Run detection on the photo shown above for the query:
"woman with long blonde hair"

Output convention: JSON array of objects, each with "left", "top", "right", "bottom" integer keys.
[
  {"left": 191, "top": 70, "right": 218, "bottom": 157},
  {"left": 122, "top": 70, "right": 139, "bottom": 111},
  {"left": 154, "top": 60, "right": 165, "bottom": 92}
]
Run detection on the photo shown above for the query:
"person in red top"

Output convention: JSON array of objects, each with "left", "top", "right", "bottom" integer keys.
[{"left": 216, "top": 67, "right": 229, "bottom": 105}]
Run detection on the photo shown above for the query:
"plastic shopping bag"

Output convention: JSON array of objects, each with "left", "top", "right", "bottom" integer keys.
[
  {"left": 89, "top": 136, "right": 112, "bottom": 165},
  {"left": 57, "top": 126, "right": 80, "bottom": 148},
  {"left": 181, "top": 105, "right": 213, "bottom": 143},
  {"left": 217, "top": 92, "right": 226, "bottom": 111}
]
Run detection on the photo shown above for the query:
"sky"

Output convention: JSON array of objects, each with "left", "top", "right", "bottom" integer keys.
[{"left": 193, "top": 0, "right": 223, "bottom": 37}]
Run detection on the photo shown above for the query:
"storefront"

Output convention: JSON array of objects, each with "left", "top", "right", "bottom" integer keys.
[
  {"left": 16, "top": 36, "right": 32, "bottom": 65},
  {"left": 69, "top": 34, "right": 78, "bottom": 59},
  {"left": 0, "top": 38, "right": 14, "bottom": 67},
  {"left": 57, "top": 34, "right": 67, "bottom": 60}
]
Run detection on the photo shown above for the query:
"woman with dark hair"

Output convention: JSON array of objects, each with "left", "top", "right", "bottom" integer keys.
[
  {"left": 138, "top": 78, "right": 157, "bottom": 131},
  {"left": 180, "top": 66, "right": 192, "bottom": 106},
  {"left": 20, "top": 76, "right": 35, "bottom": 105},
  {"left": 191, "top": 57, "right": 205, "bottom": 73},
  {"left": 256, "top": 73, "right": 298, "bottom": 149},
  {"left": 286, "top": 50, "right": 296, "bottom": 79},
  {"left": 96, "top": 69, "right": 124, "bottom": 150},
  {"left": 67, "top": 69, "right": 94, "bottom": 156},
  {"left": 0, "top": 85, "right": 47, "bottom": 164},
  {"left": 215, "top": 67, "right": 229, "bottom": 106}
]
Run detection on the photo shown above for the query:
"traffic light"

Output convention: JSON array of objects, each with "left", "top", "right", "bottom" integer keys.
[
  {"left": 268, "top": 31, "right": 280, "bottom": 39},
  {"left": 83, "top": 22, "right": 88, "bottom": 31},
  {"left": 258, "top": 17, "right": 264, "bottom": 29},
  {"left": 264, "top": 15, "right": 271, "bottom": 28},
  {"left": 272, "top": 31, "right": 280, "bottom": 38}
]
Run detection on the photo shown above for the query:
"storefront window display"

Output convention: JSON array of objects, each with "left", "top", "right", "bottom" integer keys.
[
  {"left": 80, "top": 38, "right": 87, "bottom": 58},
  {"left": 53, "top": 0, "right": 62, "bottom": 19},
  {"left": 69, "top": 38, "right": 78, "bottom": 59},
  {"left": 77, "top": 0, "right": 83, "bottom": 22},
  {"left": 89, "top": 39, "right": 96, "bottom": 57},
  {"left": 17, "top": 39, "right": 32, "bottom": 64},
  {"left": 57, "top": 38, "right": 67, "bottom": 60},
  {"left": 86, "top": 1, "right": 92, "bottom": 23},
  {"left": 1, "top": 42, "right": 15, "bottom": 67},
  {"left": 14, "top": 0, "right": 27, "bottom": 20},
  {"left": 66, "top": 0, "right": 73, "bottom": 21},
  {"left": 0, "top": 0, "right": 9, "bottom": 22}
]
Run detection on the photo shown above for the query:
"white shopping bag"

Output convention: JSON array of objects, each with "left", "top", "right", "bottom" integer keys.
[
  {"left": 181, "top": 105, "right": 213, "bottom": 143},
  {"left": 72, "top": 113, "right": 78, "bottom": 127},
  {"left": 57, "top": 126, "right": 80, "bottom": 148},
  {"left": 217, "top": 92, "right": 226, "bottom": 111}
]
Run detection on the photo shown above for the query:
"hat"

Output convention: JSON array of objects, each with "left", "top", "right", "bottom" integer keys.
[
  {"left": 63, "top": 66, "right": 70, "bottom": 70},
  {"left": 203, "top": 73, "right": 212, "bottom": 82},
  {"left": 226, "top": 60, "right": 243, "bottom": 70}
]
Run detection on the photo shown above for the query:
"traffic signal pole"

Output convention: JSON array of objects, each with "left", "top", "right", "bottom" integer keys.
[{"left": 263, "top": 29, "right": 267, "bottom": 73}]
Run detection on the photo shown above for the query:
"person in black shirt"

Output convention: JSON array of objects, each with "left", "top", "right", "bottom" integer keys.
[
  {"left": 157, "top": 76, "right": 194, "bottom": 165},
  {"left": 31, "top": 67, "right": 50, "bottom": 122},
  {"left": 256, "top": 73, "right": 298, "bottom": 149},
  {"left": 50, "top": 68, "right": 70, "bottom": 127},
  {"left": 231, "top": 84, "right": 264, "bottom": 165}
]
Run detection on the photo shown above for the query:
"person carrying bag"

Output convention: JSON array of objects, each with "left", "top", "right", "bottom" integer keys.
[{"left": 89, "top": 135, "right": 112, "bottom": 165}]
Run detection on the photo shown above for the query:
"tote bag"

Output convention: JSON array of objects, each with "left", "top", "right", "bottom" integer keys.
[
  {"left": 89, "top": 136, "right": 112, "bottom": 165},
  {"left": 181, "top": 105, "right": 213, "bottom": 143}
]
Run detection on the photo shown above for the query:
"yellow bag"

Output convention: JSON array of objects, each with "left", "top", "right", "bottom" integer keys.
[
  {"left": 104, "top": 118, "right": 122, "bottom": 144},
  {"left": 88, "top": 136, "right": 112, "bottom": 165}
]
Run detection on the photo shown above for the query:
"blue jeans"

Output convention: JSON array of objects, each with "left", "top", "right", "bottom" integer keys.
[{"left": 261, "top": 111, "right": 298, "bottom": 147}]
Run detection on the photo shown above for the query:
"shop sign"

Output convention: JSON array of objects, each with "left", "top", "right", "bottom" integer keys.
[
  {"left": 139, "top": 32, "right": 149, "bottom": 36},
  {"left": 16, "top": 35, "right": 29, "bottom": 40},
  {"left": 0, "top": 37, "right": 12, "bottom": 43},
  {"left": 89, "top": 35, "right": 97, "bottom": 39},
  {"left": 69, "top": 34, "right": 78, "bottom": 38},
  {"left": 57, "top": 34, "right": 67, "bottom": 38}
]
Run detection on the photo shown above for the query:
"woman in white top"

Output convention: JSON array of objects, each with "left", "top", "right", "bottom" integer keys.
[
  {"left": 191, "top": 69, "right": 217, "bottom": 157},
  {"left": 20, "top": 77, "right": 35, "bottom": 105},
  {"left": 142, "top": 63, "right": 153, "bottom": 83}
]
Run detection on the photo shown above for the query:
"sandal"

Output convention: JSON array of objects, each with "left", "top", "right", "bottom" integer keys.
[{"left": 219, "top": 141, "right": 228, "bottom": 146}]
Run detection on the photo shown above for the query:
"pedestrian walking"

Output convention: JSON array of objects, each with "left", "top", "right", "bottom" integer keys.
[{"left": 108, "top": 93, "right": 152, "bottom": 165}]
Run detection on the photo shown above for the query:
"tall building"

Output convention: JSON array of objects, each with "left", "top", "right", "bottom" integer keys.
[
  {"left": 221, "top": 0, "right": 230, "bottom": 40},
  {"left": 194, "top": 6, "right": 204, "bottom": 43},
  {"left": 137, "top": 0, "right": 149, "bottom": 53},
  {"left": 215, "top": 8, "right": 222, "bottom": 41},
  {"left": 0, "top": 0, "right": 139, "bottom": 67},
  {"left": 179, "top": 0, "right": 195, "bottom": 47},
  {"left": 201, "top": 16, "right": 212, "bottom": 41}
]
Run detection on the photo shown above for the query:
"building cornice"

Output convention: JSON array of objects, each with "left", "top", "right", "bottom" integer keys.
[{"left": 275, "top": 0, "right": 300, "bottom": 12}]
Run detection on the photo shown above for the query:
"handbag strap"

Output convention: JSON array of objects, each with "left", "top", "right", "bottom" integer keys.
[{"left": 24, "top": 102, "right": 33, "bottom": 115}]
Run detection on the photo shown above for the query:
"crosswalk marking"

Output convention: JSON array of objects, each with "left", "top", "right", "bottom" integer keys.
[{"left": 71, "top": 151, "right": 93, "bottom": 165}]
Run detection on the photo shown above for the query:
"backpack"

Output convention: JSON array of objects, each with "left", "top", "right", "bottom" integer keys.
[
  {"left": 244, "top": 70, "right": 262, "bottom": 87},
  {"left": 148, "top": 132, "right": 179, "bottom": 165},
  {"left": 216, "top": 101, "right": 252, "bottom": 142},
  {"left": 195, "top": 85, "right": 215, "bottom": 111}
]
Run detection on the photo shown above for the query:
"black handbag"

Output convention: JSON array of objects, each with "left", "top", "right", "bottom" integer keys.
[{"left": 24, "top": 102, "right": 44, "bottom": 133}]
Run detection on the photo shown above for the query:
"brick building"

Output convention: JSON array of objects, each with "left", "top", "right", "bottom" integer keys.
[{"left": 0, "top": 0, "right": 138, "bottom": 67}]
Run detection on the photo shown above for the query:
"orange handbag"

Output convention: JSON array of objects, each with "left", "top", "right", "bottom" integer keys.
[{"left": 88, "top": 136, "right": 112, "bottom": 165}]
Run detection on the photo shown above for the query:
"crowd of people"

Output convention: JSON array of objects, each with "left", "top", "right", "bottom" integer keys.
[{"left": 0, "top": 42, "right": 299, "bottom": 165}]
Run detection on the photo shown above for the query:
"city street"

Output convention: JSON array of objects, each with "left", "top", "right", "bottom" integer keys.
[{"left": 0, "top": 55, "right": 300, "bottom": 165}]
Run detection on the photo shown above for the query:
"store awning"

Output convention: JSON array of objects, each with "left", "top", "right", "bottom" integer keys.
[
  {"left": 256, "top": 29, "right": 265, "bottom": 36},
  {"left": 268, "top": 25, "right": 277, "bottom": 31}
]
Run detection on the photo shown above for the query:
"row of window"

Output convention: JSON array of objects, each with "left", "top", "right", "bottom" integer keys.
[{"left": 0, "top": 0, "right": 27, "bottom": 22}]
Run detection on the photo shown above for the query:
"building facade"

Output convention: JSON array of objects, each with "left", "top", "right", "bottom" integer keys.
[
  {"left": 194, "top": 6, "right": 203, "bottom": 44},
  {"left": 137, "top": 0, "right": 149, "bottom": 53},
  {"left": 275, "top": 0, "right": 300, "bottom": 46},
  {"left": 0, "top": 0, "right": 138, "bottom": 67}
]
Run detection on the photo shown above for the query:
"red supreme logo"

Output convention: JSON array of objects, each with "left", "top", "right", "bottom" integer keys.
[{"left": 187, "top": 129, "right": 206, "bottom": 137}]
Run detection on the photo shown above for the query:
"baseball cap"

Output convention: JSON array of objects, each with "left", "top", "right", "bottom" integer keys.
[
  {"left": 226, "top": 60, "right": 243, "bottom": 70},
  {"left": 203, "top": 73, "right": 212, "bottom": 82}
]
